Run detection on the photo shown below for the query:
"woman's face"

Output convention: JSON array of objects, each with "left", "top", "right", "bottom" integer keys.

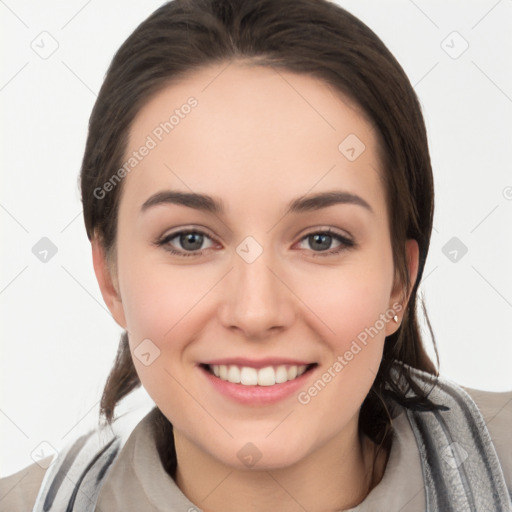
[{"left": 94, "top": 62, "right": 418, "bottom": 470}]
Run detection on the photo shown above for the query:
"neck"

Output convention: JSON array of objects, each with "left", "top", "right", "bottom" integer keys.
[{"left": 173, "top": 424, "right": 387, "bottom": 512}]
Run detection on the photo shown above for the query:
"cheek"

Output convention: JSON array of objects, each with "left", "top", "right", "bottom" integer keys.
[
  {"left": 303, "top": 264, "right": 393, "bottom": 344},
  {"left": 116, "top": 253, "right": 208, "bottom": 412},
  {"left": 295, "top": 273, "right": 390, "bottom": 427},
  {"left": 294, "top": 258, "right": 393, "bottom": 408},
  {"left": 117, "top": 238, "right": 211, "bottom": 339}
]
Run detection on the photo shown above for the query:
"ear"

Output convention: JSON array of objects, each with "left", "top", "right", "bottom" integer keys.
[
  {"left": 91, "top": 236, "right": 127, "bottom": 329},
  {"left": 385, "top": 239, "right": 419, "bottom": 336}
]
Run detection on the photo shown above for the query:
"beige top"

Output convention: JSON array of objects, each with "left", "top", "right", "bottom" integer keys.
[{"left": 1, "top": 386, "right": 511, "bottom": 511}]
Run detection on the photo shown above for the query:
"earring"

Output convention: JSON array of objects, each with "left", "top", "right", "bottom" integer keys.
[{"left": 393, "top": 315, "right": 399, "bottom": 323}]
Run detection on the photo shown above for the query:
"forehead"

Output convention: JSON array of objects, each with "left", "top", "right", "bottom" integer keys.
[{"left": 122, "top": 61, "right": 386, "bottom": 218}]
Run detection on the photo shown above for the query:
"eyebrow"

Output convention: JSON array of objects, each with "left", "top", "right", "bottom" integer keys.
[{"left": 140, "top": 190, "right": 374, "bottom": 216}]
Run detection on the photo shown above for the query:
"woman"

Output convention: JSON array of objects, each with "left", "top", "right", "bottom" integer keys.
[{"left": 1, "top": 0, "right": 510, "bottom": 510}]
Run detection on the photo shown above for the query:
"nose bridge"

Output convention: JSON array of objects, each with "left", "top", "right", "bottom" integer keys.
[{"left": 219, "top": 234, "right": 294, "bottom": 337}]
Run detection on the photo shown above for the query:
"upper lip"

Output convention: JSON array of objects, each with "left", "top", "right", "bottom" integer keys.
[{"left": 200, "top": 358, "right": 316, "bottom": 369}]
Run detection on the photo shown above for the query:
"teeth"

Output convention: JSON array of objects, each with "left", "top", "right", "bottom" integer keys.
[
  {"left": 240, "top": 367, "right": 259, "bottom": 385},
  {"left": 258, "top": 366, "right": 276, "bottom": 386},
  {"left": 227, "top": 365, "right": 241, "bottom": 383},
  {"left": 208, "top": 364, "right": 311, "bottom": 386},
  {"left": 287, "top": 365, "right": 298, "bottom": 380}
]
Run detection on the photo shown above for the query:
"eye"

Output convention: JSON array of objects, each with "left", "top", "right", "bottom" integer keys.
[
  {"left": 296, "top": 229, "right": 355, "bottom": 257},
  {"left": 155, "top": 229, "right": 216, "bottom": 257}
]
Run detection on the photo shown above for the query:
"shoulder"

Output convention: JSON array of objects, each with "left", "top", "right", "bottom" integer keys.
[
  {"left": 460, "top": 385, "right": 512, "bottom": 490},
  {"left": 0, "top": 455, "right": 53, "bottom": 510},
  {"left": 0, "top": 408, "right": 153, "bottom": 511},
  {"left": 393, "top": 364, "right": 512, "bottom": 507}
]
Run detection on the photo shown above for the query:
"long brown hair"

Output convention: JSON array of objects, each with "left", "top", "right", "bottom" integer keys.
[{"left": 80, "top": 0, "right": 440, "bottom": 482}]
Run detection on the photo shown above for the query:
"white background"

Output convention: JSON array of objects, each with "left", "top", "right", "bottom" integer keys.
[{"left": 1, "top": 0, "right": 511, "bottom": 478}]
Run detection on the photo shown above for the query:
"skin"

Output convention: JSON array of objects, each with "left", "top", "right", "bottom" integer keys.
[{"left": 92, "top": 61, "right": 419, "bottom": 511}]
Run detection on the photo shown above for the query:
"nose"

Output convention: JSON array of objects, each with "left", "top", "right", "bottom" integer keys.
[{"left": 218, "top": 243, "right": 295, "bottom": 340}]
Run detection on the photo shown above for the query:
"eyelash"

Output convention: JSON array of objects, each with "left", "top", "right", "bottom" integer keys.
[{"left": 154, "top": 228, "right": 355, "bottom": 258}]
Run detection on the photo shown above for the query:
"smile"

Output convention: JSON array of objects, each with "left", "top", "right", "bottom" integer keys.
[
  {"left": 202, "top": 363, "right": 316, "bottom": 386},
  {"left": 198, "top": 360, "right": 318, "bottom": 405}
]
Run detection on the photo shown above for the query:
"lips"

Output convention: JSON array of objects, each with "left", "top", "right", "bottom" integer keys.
[{"left": 198, "top": 360, "right": 318, "bottom": 404}]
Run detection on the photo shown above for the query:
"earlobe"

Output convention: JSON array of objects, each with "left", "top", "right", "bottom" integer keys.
[{"left": 91, "top": 237, "right": 127, "bottom": 329}]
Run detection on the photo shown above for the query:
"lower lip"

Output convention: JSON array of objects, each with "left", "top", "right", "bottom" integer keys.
[{"left": 198, "top": 365, "right": 316, "bottom": 405}]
